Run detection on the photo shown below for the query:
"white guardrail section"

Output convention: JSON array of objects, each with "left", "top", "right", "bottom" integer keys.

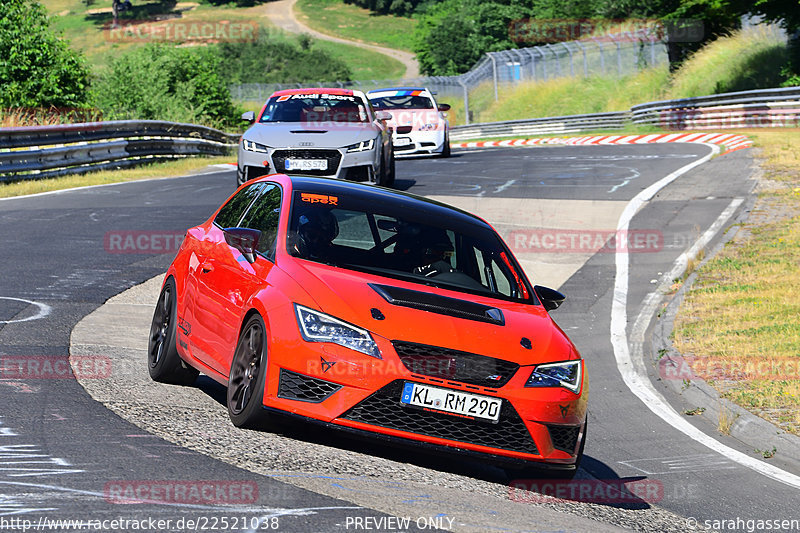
[
  {"left": 0, "top": 120, "right": 240, "bottom": 182},
  {"left": 450, "top": 85, "right": 800, "bottom": 141}
]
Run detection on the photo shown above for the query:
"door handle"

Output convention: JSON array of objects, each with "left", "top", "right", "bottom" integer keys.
[{"left": 200, "top": 262, "right": 214, "bottom": 274}]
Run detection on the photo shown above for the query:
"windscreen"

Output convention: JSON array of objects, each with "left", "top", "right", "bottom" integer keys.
[
  {"left": 286, "top": 190, "right": 532, "bottom": 302},
  {"left": 259, "top": 93, "right": 370, "bottom": 123},
  {"left": 369, "top": 94, "right": 434, "bottom": 110}
]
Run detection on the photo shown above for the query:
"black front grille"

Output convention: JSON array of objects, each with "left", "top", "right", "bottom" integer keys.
[
  {"left": 272, "top": 149, "right": 341, "bottom": 176},
  {"left": 278, "top": 369, "right": 341, "bottom": 403},
  {"left": 394, "top": 144, "right": 415, "bottom": 152},
  {"left": 393, "top": 341, "right": 519, "bottom": 388},
  {"left": 341, "top": 380, "right": 538, "bottom": 455},
  {"left": 547, "top": 424, "right": 580, "bottom": 453}
]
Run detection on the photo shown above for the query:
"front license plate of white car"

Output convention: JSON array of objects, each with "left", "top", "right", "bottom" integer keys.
[
  {"left": 285, "top": 159, "right": 327, "bottom": 171},
  {"left": 400, "top": 382, "right": 501, "bottom": 422},
  {"left": 394, "top": 137, "right": 412, "bottom": 146}
]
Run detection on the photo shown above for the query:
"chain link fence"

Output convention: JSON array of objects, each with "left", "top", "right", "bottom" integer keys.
[{"left": 229, "top": 30, "right": 667, "bottom": 124}]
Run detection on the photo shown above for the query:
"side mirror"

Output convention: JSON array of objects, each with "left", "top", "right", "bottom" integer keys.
[
  {"left": 437, "top": 103, "right": 451, "bottom": 112},
  {"left": 241, "top": 111, "right": 255, "bottom": 123},
  {"left": 223, "top": 227, "right": 261, "bottom": 263},
  {"left": 534, "top": 285, "right": 565, "bottom": 311},
  {"left": 375, "top": 110, "right": 392, "bottom": 121}
]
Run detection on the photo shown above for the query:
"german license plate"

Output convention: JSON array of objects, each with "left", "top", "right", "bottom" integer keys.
[
  {"left": 285, "top": 159, "right": 327, "bottom": 171},
  {"left": 400, "top": 382, "right": 501, "bottom": 422},
  {"left": 394, "top": 137, "right": 412, "bottom": 147}
]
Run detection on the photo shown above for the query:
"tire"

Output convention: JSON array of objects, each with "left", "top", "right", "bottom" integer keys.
[
  {"left": 148, "top": 277, "right": 199, "bottom": 385},
  {"left": 385, "top": 154, "right": 396, "bottom": 188},
  {"left": 227, "top": 314, "right": 269, "bottom": 428},
  {"left": 439, "top": 133, "right": 451, "bottom": 158}
]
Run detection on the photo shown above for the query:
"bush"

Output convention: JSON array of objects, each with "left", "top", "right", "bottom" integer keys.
[
  {"left": 94, "top": 44, "right": 236, "bottom": 126},
  {"left": 0, "top": 0, "right": 91, "bottom": 108},
  {"left": 216, "top": 31, "right": 352, "bottom": 84}
]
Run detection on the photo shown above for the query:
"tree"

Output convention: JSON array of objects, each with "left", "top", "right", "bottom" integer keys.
[
  {"left": 94, "top": 44, "right": 236, "bottom": 126},
  {"left": 0, "top": 0, "right": 91, "bottom": 109}
]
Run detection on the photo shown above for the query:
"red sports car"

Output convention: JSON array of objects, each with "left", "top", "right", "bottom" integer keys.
[{"left": 148, "top": 174, "right": 588, "bottom": 475}]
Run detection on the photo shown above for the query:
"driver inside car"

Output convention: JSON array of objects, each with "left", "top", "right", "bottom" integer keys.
[{"left": 411, "top": 229, "right": 456, "bottom": 277}]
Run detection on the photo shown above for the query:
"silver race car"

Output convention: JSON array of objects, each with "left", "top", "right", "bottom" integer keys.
[{"left": 238, "top": 88, "right": 395, "bottom": 187}]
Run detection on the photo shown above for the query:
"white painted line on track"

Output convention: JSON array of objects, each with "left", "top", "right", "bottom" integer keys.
[
  {"left": 0, "top": 167, "right": 231, "bottom": 202},
  {"left": 0, "top": 297, "right": 51, "bottom": 324},
  {"left": 610, "top": 143, "right": 800, "bottom": 490}
]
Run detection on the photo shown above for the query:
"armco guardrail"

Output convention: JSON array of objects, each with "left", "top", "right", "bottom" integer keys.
[
  {"left": 450, "top": 111, "right": 630, "bottom": 141},
  {"left": 450, "top": 86, "right": 800, "bottom": 140},
  {"left": 631, "top": 86, "right": 800, "bottom": 129},
  {"left": 0, "top": 120, "right": 240, "bottom": 182}
]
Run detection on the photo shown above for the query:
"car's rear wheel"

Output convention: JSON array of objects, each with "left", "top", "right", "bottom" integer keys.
[
  {"left": 148, "top": 277, "right": 199, "bottom": 385},
  {"left": 227, "top": 314, "right": 269, "bottom": 428}
]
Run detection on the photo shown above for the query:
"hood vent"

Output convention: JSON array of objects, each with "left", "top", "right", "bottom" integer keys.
[
  {"left": 369, "top": 283, "right": 505, "bottom": 326},
  {"left": 290, "top": 130, "right": 328, "bottom": 134}
]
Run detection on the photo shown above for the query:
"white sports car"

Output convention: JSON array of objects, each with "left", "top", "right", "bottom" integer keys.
[{"left": 367, "top": 87, "right": 451, "bottom": 157}]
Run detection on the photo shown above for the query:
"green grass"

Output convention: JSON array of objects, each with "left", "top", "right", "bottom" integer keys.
[
  {"left": 311, "top": 39, "right": 405, "bottom": 79},
  {"left": 673, "top": 129, "right": 800, "bottom": 435},
  {"left": 668, "top": 25, "right": 789, "bottom": 98},
  {"left": 295, "top": 0, "right": 416, "bottom": 52},
  {"left": 46, "top": 0, "right": 403, "bottom": 78}
]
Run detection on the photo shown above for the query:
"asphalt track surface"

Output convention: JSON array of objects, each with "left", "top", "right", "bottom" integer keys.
[{"left": 1, "top": 144, "right": 798, "bottom": 531}]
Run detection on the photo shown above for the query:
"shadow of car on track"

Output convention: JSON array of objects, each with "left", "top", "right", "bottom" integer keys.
[{"left": 191, "top": 375, "right": 653, "bottom": 510}]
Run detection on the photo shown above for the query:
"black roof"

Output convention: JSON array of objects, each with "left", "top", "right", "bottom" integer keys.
[{"left": 286, "top": 175, "right": 489, "bottom": 229}]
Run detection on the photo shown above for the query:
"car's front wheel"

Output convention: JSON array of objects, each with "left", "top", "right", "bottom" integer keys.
[
  {"left": 227, "top": 314, "right": 269, "bottom": 428},
  {"left": 147, "top": 277, "right": 199, "bottom": 385},
  {"left": 439, "top": 133, "right": 451, "bottom": 158}
]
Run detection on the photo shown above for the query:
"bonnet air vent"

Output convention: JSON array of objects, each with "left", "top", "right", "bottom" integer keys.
[
  {"left": 369, "top": 283, "right": 504, "bottom": 326},
  {"left": 290, "top": 130, "right": 328, "bottom": 134}
]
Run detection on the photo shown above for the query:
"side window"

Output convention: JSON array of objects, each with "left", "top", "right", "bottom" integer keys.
[
  {"left": 331, "top": 209, "right": 373, "bottom": 250},
  {"left": 239, "top": 185, "right": 282, "bottom": 259},
  {"left": 215, "top": 183, "right": 262, "bottom": 229},
  {"left": 475, "top": 248, "right": 513, "bottom": 297}
]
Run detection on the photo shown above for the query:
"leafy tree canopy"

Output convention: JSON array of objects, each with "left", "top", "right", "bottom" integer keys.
[{"left": 0, "top": 0, "right": 91, "bottom": 108}]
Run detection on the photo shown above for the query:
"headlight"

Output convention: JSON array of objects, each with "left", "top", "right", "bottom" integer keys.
[
  {"left": 525, "top": 360, "right": 582, "bottom": 393},
  {"left": 346, "top": 138, "right": 375, "bottom": 152},
  {"left": 242, "top": 139, "right": 269, "bottom": 153},
  {"left": 294, "top": 304, "right": 381, "bottom": 358}
]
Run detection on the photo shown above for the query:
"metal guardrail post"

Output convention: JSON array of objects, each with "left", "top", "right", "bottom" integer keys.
[
  {"left": 562, "top": 42, "right": 575, "bottom": 77},
  {"left": 612, "top": 35, "right": 623, "bottom": 76},
  {"left": 523, "top": 48, "right": 537, "bottom": 81},
  {"left": 459, "top": 79, "right": 470, "bottom": 125},
  {"left": 575, "top": 41, "right": 588, "bottom": 78},
  {"left": 535, "top": 47, "right": 547, "bottom": 80},
  {"left": 490, "top": 54, "right": 499, "bottom": 101},
  {"left": 545, "top": 44, "right": 561, "bottom": 77}
]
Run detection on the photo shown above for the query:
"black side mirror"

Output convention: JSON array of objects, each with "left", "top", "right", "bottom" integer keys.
[
  {"left": 223, "top": 227, "right": 261, "bottom": 263},
  {"left": 437, "top": 103, "right": 451, "bottom": 112},
  {"left": 241, "top": 111, "right": 255, "bottom": 123},
  {"left": 534, "top": 285, "right": 565, "bottom": 311}
]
